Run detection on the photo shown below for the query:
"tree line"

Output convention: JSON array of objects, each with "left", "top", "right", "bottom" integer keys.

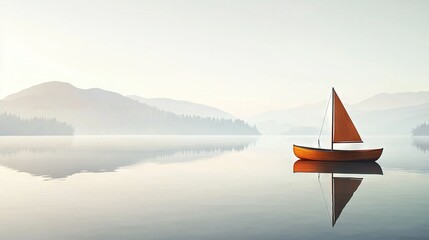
[
  {"left": 0, "top": 111, "right": 260, "bottom": 135},
  {"left": 0, "top": 112, "right": 74, "bottom": 135}
]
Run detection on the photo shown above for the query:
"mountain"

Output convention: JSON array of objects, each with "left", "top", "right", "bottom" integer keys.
[
  {"left": 0, "top": 82, "right": 259, "bottom": 135},
  {"left": 251, "top": 102, "right": 327, "bottom": 128},
  {"left": 250, "top": 102, "right": 333, "bottom": 135},
  {"left": 128, "top": 95, "right": 235, "bottom": 119},
  {"left": 353, "top": 91, "right": 429, "bottom": 111},
  {"left": 352, "top": 103, "right": 429, "bottom": 135},
  {"left": 251, "top": 91, "right": 429, "bottom": 135}
]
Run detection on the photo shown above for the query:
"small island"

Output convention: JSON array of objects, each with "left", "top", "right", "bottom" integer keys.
[{"left": 412, "top": 123, "right": 429, "bottom": 136}]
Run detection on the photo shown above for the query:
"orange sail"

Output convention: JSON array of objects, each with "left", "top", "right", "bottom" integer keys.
[
  {"left": 332, "top": 177, "right": 362, "bottom": 226},
  {"left": 333, "top": 89, "right": 362, "bottom": 143}
]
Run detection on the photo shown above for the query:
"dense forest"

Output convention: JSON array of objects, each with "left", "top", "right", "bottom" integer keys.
[
  {"left": 412, "top": 123, "right": 429, "bottom": 136},
  {"left": 0, "top": 113, "right": 74, "bottom": 135},
  {"left": 0, "top": 110, "right": 259, "bottom": 135},
  {"left": 159, "top": 114, "right": 260, "bottom": 135},
  {"left": 95, "top": 104, "right": 261, "bottom": 134}
]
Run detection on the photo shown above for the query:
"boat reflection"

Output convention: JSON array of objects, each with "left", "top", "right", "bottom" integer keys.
[{"left": 293, "top": 160, "right": 383, "bottom": 227}]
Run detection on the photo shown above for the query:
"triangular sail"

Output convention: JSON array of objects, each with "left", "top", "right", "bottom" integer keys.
[
  {"left": 333, "top": 89, "right": 362, "bottom": 143},
  {"left": 332, "top": 177, "right": 362, "bottom": 226}
]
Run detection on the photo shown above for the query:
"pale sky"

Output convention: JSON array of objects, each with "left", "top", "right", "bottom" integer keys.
[{"left": 1, "top": 0, "right": 428, "bottom": 117}]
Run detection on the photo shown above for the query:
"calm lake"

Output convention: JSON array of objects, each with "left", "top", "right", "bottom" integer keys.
[{"left": 0, "top": 136, "right": 428, "bottom": 240}]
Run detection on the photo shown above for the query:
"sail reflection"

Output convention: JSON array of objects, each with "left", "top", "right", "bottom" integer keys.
[{"left": 293, "top": 160, "right": 383, "bottom": 227}]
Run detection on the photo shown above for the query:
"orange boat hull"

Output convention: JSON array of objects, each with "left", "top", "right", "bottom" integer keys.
[{"left": 293, "top": 145, "right": 383, "bottom": 162}]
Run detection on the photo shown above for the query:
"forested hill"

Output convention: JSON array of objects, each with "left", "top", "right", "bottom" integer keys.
[{"left": 0, "top": 113, "right": 74, "bottom": 135}]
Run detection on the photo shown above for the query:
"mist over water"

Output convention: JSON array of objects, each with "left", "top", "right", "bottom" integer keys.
[{"left": 0, "top": 136, "right": 427, "bottom": 239}]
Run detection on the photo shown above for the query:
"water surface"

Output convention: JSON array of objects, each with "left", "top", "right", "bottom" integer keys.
[{"left": 0, "top": 136, "right": 427, "bottom": 239}]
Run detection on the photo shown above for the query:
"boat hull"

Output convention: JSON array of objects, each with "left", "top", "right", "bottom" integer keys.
[{"left": 293, "top": 145, "right": 383, "bottom": 162}]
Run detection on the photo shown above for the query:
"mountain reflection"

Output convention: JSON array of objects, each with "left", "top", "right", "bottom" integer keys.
[
  {"left": 0, "top": 136, "right": 257, "bottom": 179},
  {"left": 412, "top": 137, "right": 429, "bottom": 153},
  {"left": 293, "top": 160, "right": 383, "bottom": 227}
]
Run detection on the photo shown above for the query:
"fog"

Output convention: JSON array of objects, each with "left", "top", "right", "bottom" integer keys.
[{"left": 1, "top": 0, "right": 429, "bottom": 117}]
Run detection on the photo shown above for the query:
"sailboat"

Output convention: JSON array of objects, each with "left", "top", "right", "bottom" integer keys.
[
  {"left": 293, "top": 88, "right": 383, "bottom": 161},
  {"left": 293, "top": 160, "right": 383, "bottom": 226}
]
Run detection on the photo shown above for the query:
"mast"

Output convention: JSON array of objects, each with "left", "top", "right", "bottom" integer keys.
[
  {"left": 331, "top": 173, "right": 334, "bottom": 227},
  {"left": 331, "top": 87, "right": 334, "bottom": 151}
]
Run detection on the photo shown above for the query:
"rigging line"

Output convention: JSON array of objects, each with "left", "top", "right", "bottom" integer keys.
[
  {"left": 318, "top": 91, "right": 332, "bottom": 148},
  {"left": 318, "top": 174, "right": 331, "bottom": 221}
]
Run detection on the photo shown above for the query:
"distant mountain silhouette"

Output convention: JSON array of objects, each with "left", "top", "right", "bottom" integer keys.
[
  {"left": 353, "top": 103, "right": 429, "bottom": 135},
  {"left": 250, "top": 102, "right": 333, "bottom": 135},
  {"left": 251, "top": 91, "right": 429, "bottom": 135},
  {"left": 282, "top": 126, "right": 319, "bottom": 135},
  {"left": 0, "top": 82, "right": 259, "bottom": 135},
  {"left": 354, "top": 91, "right": 429, "bottom": 111},
  {"left": 129, "top": 95, "right": 235, "bottom": 119}
]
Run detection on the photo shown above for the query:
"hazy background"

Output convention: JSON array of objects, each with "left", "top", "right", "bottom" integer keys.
[{"left": 1, "top": 0, "right": 428, "bottom": 117}]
